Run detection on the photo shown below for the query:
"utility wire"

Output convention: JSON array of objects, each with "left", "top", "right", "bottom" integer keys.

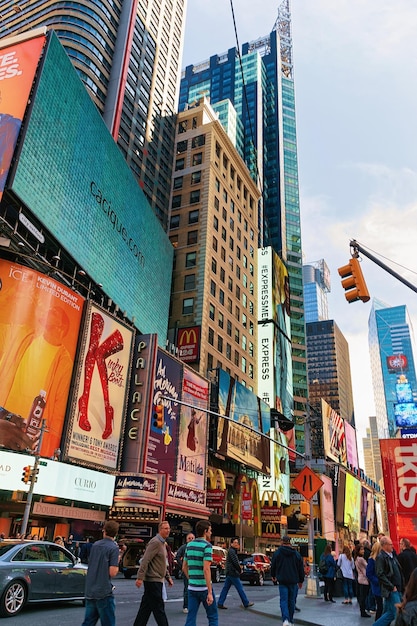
[{"left": 353, "top": 240, "right": 417, "bottom": 277}]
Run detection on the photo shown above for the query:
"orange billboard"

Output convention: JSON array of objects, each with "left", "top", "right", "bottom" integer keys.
[
  {"left": 0, "top": 34, "right": 46, "bottom": 199},
  {"left": 0, "top": 260, "right": 84, "bottom": 457}
]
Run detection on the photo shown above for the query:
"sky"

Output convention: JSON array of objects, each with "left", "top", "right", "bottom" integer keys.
[{"left": 182, "top": 0, "right": 417, "bottom": 464}]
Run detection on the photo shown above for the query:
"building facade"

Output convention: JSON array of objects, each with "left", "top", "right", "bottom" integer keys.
[
  {"left": 306, "top": 320, "right": 355, "bottom": 426},
  {"left": 178, "top": 0, "right": 307, "bottom": 449},
  {"left": 368, "top": 300, "right": 417, "bottom": 438},
  {"left": 167, "top": 98, "right": 260, "bottom": 389},
  {"left": 303, "top": 259, "right": 330, "bottom": 323},
  {"left": 0, "top": 0, "right": 187, "bottom": 228}
]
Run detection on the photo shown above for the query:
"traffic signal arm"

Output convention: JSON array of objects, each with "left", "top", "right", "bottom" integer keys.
[{"left": 338, "top": 257, "right": 370, "bottom": 303}]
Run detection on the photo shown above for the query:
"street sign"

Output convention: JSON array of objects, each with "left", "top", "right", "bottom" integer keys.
[{"left": 292, "top": 466, "right": 324, "bottom": 500}]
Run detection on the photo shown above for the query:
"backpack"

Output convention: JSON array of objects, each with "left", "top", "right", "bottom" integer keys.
[{"left": 318, "top": 556, "right": 328, "bottom": 576}]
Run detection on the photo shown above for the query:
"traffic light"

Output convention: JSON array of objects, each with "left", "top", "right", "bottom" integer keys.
[
  {"left": 21, "top": 466, "right": 31, "bottom": 484},
  {"left": 153, "top": 404, "right": 164, "bottom": 429},
  {"left": 338, "top": 257, "right": 370, "bottom": 303},
  {"left": 31, "top": 468, "right": 39, "bottom": 483}
]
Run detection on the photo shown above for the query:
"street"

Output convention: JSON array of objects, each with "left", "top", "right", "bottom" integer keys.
[{"left": 2, "top": 575, "right": 280, "bottom": 626}]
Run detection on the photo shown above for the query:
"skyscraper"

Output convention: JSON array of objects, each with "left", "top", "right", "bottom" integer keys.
[
  {"left": 179, "top": 0, "right": 307, "bottom": 441},
  {"left": 303, "top": 259, "right": 330, "bottom": 323},
  {"left": 368, "top": 300, "right": 417, "bottom": 438},
  {"left": 306, "top": 320, "right": 355, "bottom": 426},
  {"left": 0, "top": 0, "right": 186, "bottom": 228}
]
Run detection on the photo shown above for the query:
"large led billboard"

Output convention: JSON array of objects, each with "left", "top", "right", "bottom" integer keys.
[
  {"left": 65, "top": 303, "right": 133, "bottom": 471},
  {"left": 0, "top": 260, "right": 84, "bottom": 458},
  {"left": 0, "top": 34, "right": 46, "bottom": 200},
  {"left": 321, "top": 399, "right": 347, "bottom": 464},
  {"left": 9, "top": 32, "right": 172, "bottom": 341},
  {"left": 344, "top": 472, "right": 361, "bottom": 534}
]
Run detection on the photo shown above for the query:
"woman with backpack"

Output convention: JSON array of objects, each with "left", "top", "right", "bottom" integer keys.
[
  {"left": 319, "top": 544, "right": 337, "bottom": 602},
  {"left": 338, "top": 545, "right": 355, "bottom": 604},
  {"left": 354, "top": 544, "right": 371, "bottom": 617}
]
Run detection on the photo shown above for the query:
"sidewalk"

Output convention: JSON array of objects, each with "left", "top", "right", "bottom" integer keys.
[{"left": 254, "top": 588, "right": 374, "bottom": 626}]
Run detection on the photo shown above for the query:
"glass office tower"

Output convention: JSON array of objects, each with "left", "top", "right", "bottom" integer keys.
[
  {"left": 179, "top": 0, "right": 308, "bottom": 444},
  {"left": 0, "top": 0, "right": 187, "bottom": 228}
]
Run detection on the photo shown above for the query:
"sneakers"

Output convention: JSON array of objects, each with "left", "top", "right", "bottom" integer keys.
[
  {"left": 283, "top": 621, "right": 293, "bottom": 626},
  {"left": 218, "top": 604, "right": 227, "bottom": 609},
  {"left": 182, "top": 608, "right": 188, "bottom": 614},
  {"left": 244, "top": 602, "right": 254, "bottom": 608}
]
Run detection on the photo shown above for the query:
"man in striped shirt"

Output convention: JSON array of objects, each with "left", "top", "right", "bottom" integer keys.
[{"left": 183, "top": 520, "right": 218, "bottom": 626}]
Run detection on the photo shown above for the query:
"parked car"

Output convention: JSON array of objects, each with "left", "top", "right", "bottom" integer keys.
[
  {"left": 238, "top": 552, "right": 276, "bottom": 586},
  {"left": 119, "top": 540, "right": 145, "bottom": 579},
  {"left": 0, "top": 539, "right": 88, "bottom": 617},
  {"left": 211, "top": 546, "right": 227, "bottom": 583}
]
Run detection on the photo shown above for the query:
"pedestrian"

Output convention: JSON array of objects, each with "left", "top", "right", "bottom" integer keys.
[
  {"left": 354, "top": 544, "right": 371, "bottom": 617},
  {"left": 81, "top": 537, "right": 93, "bottom": 564},
  {"left": 397, "top": 538, "right": 417, "bottom": 586},
  {"left": 217, "top": 537, "right": 254, "bottom": 609},
  {"left": 81, "top": 520, "right": 120, "bottom": 626},
  {"left": 182, "top": 519, "right": 218, "bottom": 626},
  {"left": 337, "top": 545, "right": 355, "bottom": 604},
  {"left": 366, "top": 541, "right": 383, "bottom": 620},
  {"left": 394, "top": 567, "right": 417, "bottom": 626},
  {"left": 319, "top": 544, "right": 337, "bottom": 603},
  {"left": 175, "top": 532, "right": 195, "bottom": 613},
  {"left": 66, "top": 534, "right": 75, "bottom": 553},
  {"left": 133, "top": 520, "right": 173, "bottom": 626},
  {"left": 54, "top": 535, "right": 65, "bottom": 546},
  {"left": 373, "top": 535, "right": 404, "bottom": 626},
  {"left": 271, "top": 535, "right": 305, "bottom": 626}
]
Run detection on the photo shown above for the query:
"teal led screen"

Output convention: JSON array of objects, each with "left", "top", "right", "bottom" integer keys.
[{"left": 10, "top": 32, "right": 173, "bottom": 342}]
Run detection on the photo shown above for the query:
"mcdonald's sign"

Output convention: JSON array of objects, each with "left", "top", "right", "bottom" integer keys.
[
  {"left": 263, "top": 522, "right": 280, "bottom": 538},
  {"left": 177, "top": 326, "right": 201, "bottom": 363}
]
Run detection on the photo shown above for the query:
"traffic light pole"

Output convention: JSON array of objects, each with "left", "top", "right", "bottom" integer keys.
[{"left": 21, "top": 419, "right": 46, "bottom": 537}]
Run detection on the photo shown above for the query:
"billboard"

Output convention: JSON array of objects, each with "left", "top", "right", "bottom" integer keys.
[
  {"left": 387, "top": 354, "right": 408, "bottom": 372},
  {"left": 65, "top": 303, "right": 133, "bottom": 470},
  {"left": 144, "top": 350, "right": 181, "bottom": 477},
  {"left": 10, "top": 32, "right": 173, "bottom": 341},
  {"left": 177, "top": 326, "right": 201, "bottom": 363},
  {"left": 320, "top": 474, "right": 335, "bottom": 542},
  {"left": 321, "top": 399, "right": 347, "bottom": 464},
  {"left": 380, "top": 439, "right": 417, "bottom": 549},
  {"left": 258, "top": 426, "right": 290, "bottom": 507},
  {"left": 0, "top": 260, "right": 84, "bottom": 458},
  {"left": 176, "top": 368, "right": 209, "bottom": 491},
  {"left": 344, "top": 421, "right": 359, "bottom": 468},
  {"left": 344, "top": 472, "right": 361, "bottom": 534},
  {"left": 0, "top": 34, "right": 46, "bottom": 200},
  {"left": 216, "top": 369, "right": 270, "bottom": 474},
  {"left": 257, "top": 247, "right": 293, "bottom": 421}
]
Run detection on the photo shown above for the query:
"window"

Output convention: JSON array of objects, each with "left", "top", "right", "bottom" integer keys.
[
  {"left": 226, "top": 343, "right": 231, "bottom": 359},
  {"left": 213, "top": 216, "right": 219, "bottom": 231},
  {"left": 192, "top": 134, "right": 205, "bottom": 148},
  {"left": 227, "top": 320, "right": 232, "bottom": 336},
  {"left": 215, "top": 178, "right": 220, "bottom": 192},
  {"left": 243, "top": 274, "right": 247, "bottom": 288},
  {"left": 182, "top": 297, "right": 194, "bottom": 314},
  {"left": 210, "top": 280, "right": 216, "bottom": 296},
  {"left": 220, "top": 268, "right": 225, "bottom": 283},
  {"left": 249, "top": 341, "right": 254, "bottom": 357},
  {"left": 217, "top": 336, "right": 223, "bottom": 353},
  {"left": 188, "top": 209, "right": 199, "bottom": 224},
  {"left": 187, "top": 230, "right": 198, "bottom": 245},
  {"left": 178, "top": 119, "right": 187, "bottom": 133},
  {"left": 227, "top": 298, "right": 232, "bottom": 313},
  {"left": 242, "top": 356, "right": 247, "bottom": 374},
  {"left": 209, "top": 303, "right": 215, "bottom": 320},
  {"left": 249, "top": 282, "right": 254, "bottom": 295},
  {"left": 221, "top": 247, "right": 226, "bottom": 261},
  {"left": 235, "top": 328, "right": 240, "bottom": 344},
  {"left": 177, "top": 139, "right": 187, "bottom": 153},
  {"left": 190, "top": 189, "right": 200, "bottom": 204},
  {"left": 212, "top": 236, "right": 218, "bottom": 252},
  {"left": 171, "top": 195, "right": 181, "bottom": 209},
  {"left": 249, "top": 363, "right": 254, "bottom": 379},
  {"left": 191, "top": 171, "right": 201, "bottom": 185},
  {"left": 184, "top": 274, "right": 195, "bottom": 290},
  {"left": 192, "top": 152, "right": 202, "bottom": 166},
  {"left": 228, "top": 255, "right": 233, "bottom": 270},
  {"left": 236, "top": 265, "right": 240, "bottom": 280},
  {"left": 221, "top": 226, "right": 226, "bottom": 241},
  {"left": 218, "top": 312, "right": 224, "bottom": 329},
  {"left": 211, "top": 258, "right": 217, "bottom": 273},
  {"left": 219, "top": 289, "right": 224, "bottom": 305},
  {"left": 208, "top": 327, "right": 214, "bottom": 345},
  {"left": 229, "top": 237, "right": 234, "bottom": 251},
  {"left": 175, "top": 158, "right": 185, "bottom": 171},
  {"left": 215, "top": 142, "right": 221, "bottom": 158},
  {"left": 234, "top": 350, "right": 239, "bottom": 366},
  {"left": 242, "top": 293, "right": 247, "bottom": 308},
  {"left": 249, "top": 301, "right": 254, "bottom": 314},
  {"left": 242, "top": 335, "right": 247, "bottom": 351},
  {"left": 235, "top": 306, "right": 240, "bottom": 322},
  {"left": 222, "top": 207, "right": 227, "bottom": 221},
  {"left": 228, "top": 277, "right": 233, "bottom": 291},
  {"left": 169, "top": 215, "right": 179, "bottom": 229},
  {"left": 229, "top": 217, "right": 234, "bottom": 231},
  {"left": 250, "top": 264, "right": 254, "bottom": 276},
  {"left": 242, "top": 313, "right": 247, "bottom": 328},
  {"left": 185, "top": 252, "right": 196, "bottom": 267},
  {"left": 173, "top": 176, "right": 183, "bottom": 189},
  {"left": 207, "top": 352, "right": 213, "bottom": 370}
]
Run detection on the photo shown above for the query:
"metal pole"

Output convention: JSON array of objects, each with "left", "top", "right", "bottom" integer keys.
[
  {"left": 304, "top": 410, "right": 321, "bottom": 598},
  {"left": 21, "top": 419, "right": 46, "bottom": 537}
]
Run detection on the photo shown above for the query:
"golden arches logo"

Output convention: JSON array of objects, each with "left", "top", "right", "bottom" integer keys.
[
  {"left": 207, "top": 468, "right": 226, "bottom": 490},
  {"left": 265, "top": 522, "right": 278, "bottom": 535},
  {"left": 178, "top": 328, "right": 198, "bottom": 346},
  {"left": 260, "top": 490, "right": 281, "bottom": 508}
]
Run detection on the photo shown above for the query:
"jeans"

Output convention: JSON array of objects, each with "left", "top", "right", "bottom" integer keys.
[
  {"left": 134, "top": 581, "right": 168, "bottom": 626},
  {"left": 373, "top": 591, "right": 402, "bottom": 626},
  {"left": 279, "top": 583, "right": 297, "bottom": 623},
  {"left": 185, "top": 589, "right": 218, "bottom": 626},
  {"left": 82, "top": 596, "right": 115, "bottom": 626},
  {"left": 323, "top": 577, "right": 335, "bottom": 600},
  {"left": 218, "top": 575, "right": 250, "bottom": 607},
  {"left": 183, "top": 574, "right": 189, "bottom": 608},
  {"left": 342, "top": 577, "right": 354, "bottom": 599}
]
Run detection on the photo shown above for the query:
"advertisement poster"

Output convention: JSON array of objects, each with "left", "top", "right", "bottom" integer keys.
[
  {"left": 0, "top": 261, "right": 84, "bottom": 457},
  {"left": 320, "top": 474, "right": 335, "bottom": 542},
  {"left": 321, "top": 399, "right": 347, "bottom": 464},
  {"left": 145, "top": 350, "right": 181, "bottom": 477},
  {"left": 0, "top": 34, "right": 45, "bottom": 200},
  {"left": 176, "top": 368, "right": 208, "bottom": 490},
  {"left": 67, "top": 304, "right": 133, "bottom": 470},
  {"left": 344, "top": 472, "right": 361, "bottom": 534},
  {"left": 344, "top": 421, "right": 359, "bottom": 468}
]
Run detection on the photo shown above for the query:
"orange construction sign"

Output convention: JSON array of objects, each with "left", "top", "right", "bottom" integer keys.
[{"left": 292, "top": 466, "right": 324, "bottom": 500}]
